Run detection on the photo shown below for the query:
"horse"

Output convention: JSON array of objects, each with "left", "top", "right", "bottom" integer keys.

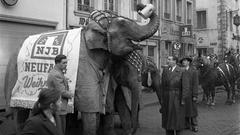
[
  {"left": 223, "top": 51, "right": 240, "bottom": 77},
  {"left": 194, "top": 56, "right": 236, "bottom": 105}
]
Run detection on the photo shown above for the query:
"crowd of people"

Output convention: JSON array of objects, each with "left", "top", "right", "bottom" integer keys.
[{"left": 18, "top": 54, "right": 199, "bottom": 135}]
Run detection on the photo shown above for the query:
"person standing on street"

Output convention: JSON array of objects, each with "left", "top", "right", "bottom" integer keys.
[
  {"left": 19, "top": 88, "right": 63, "bottom": 135},
  {"left": 161, "top": 56, "right": 189, "bottom": 135},
  {"left": 47, "top": 54, "right": 73, "bottom": 135},
  {"left": 180, "top": 56, "right": 199, "bottom": 132}
]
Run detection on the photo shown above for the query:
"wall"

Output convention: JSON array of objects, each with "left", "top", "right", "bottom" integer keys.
[{"left": 0, "top": 0, "right": 65, "bottom": 29}]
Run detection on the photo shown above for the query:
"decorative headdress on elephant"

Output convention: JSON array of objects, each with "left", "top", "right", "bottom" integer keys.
[{"left": 86, "top": 3, "right": 160, "bottom": 55}]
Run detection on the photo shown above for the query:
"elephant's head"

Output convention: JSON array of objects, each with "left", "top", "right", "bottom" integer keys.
[{"left": 84, "top": 3, "right": 160, "bottom": 56}]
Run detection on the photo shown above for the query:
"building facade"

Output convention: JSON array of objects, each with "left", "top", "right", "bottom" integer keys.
[
  {"left": 194, "top": 0, "right": 240, "bottom": 57},
  {"left": 67, "top": 0, "right": 161, "bottom": 68},
  {"left": 0, "top": 0, "right": 66, "bottom": 109},
  {"left": 159, "top": 0, "right": 196, "bottom": 66}
]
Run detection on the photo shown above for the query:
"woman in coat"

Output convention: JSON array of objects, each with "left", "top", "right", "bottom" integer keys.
[{"left": 19, "top": 88, "right": 63, "bottom": 135}]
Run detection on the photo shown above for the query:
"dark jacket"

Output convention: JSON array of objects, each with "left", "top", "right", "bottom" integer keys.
[
  {"left": 19, "top": 112, "right": 63, "bottom": 135},
  {"left": 184, "top": 66, "right": 199, "bottom": 117},
  {"left": 47, "top": 66, "right": 71, "bottom": 115},
  {"left": 161, "top": 65, "right": 189, "bottom": 130}
]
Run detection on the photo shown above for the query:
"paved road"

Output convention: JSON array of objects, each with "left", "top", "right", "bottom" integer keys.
[
  {"left": 135, "top": 91, "right": 240, "bottom": 135},
  {"left": 0, "top": 91, "right": 240, "bottom": 135}
]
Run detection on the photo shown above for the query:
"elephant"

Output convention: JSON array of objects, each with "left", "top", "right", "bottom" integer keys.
[
  {"left": 112, "top": 51, "right": 161, "bottom": 135},
  {"left": 3, "top": 3, "right": 159, "bottom": 135}
]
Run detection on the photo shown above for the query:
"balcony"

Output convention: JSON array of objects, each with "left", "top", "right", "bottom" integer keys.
[
  {"left": 164, "top": 12, "right": 171, "bottom": 19},
  {"left": 187, "top": 19, "right": 192, "bottom": 24},
  {"left": 77, "top": 4, "right": 94, "bottom": 12},
  {"left": 176, "top": 15, "right": 181, "bottom": 22}
]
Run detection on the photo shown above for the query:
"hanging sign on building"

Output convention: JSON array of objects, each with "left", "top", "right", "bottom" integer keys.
[
  {"left": 173, "top": 42, "right": 181, "bottom": 50},
  {"left": 180, "top": 25, "right": 192, "bottom": 37}
]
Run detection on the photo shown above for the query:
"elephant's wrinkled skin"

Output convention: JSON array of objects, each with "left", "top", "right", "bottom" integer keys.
[
  {"left": 4, "top": 4, "right": 159, "bottom": 135},
  {"left": 112, "top": 53, "right": 161, "bottom": 135}
]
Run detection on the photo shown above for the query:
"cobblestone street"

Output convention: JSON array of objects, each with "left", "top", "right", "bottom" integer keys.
[
  {"left": 135, "top": 91, "right": 240, "bottom": 135},
  {"left": 0, "top": 91, "right": 240, "bottom": 135}
]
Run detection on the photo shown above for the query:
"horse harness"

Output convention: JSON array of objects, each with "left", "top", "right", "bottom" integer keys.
[{"left": 217, "top": 63, "right": 234, "bottom": 88}]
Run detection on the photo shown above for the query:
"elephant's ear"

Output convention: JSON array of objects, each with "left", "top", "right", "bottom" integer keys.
[{"left": 85, "top": 21, "right": 108, "bottom": 50}]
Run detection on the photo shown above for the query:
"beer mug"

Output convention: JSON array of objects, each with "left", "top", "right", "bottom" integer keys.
[{"left": 138, "top": 4, "right": 155, "bottom": 19}]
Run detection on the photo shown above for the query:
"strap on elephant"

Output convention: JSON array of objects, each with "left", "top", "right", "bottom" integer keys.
[{"left": 125, "top": 50, "right": 143, "bottom": 82}]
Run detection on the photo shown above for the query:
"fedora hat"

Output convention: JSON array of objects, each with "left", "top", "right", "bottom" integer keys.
[{"left": 180, "top": 56, "right": 192, "bottom": 63}]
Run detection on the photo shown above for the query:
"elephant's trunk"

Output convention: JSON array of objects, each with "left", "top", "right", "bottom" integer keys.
[{"left": 124, "top": 5, "right": 159, "bottom": 42}]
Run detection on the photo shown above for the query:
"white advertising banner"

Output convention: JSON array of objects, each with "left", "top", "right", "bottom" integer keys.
[{"left": 10, "top": 28, "right": 82, "bottom": 112}]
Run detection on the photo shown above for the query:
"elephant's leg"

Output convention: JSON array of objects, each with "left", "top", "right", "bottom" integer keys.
[
  {"left": 115, "top": 87, "right": 132, "bottom": 134},
  {"left": 81, "top": 112, "right": 100, "bottom": 135},
  {"left": 129, "top": 82, "right": 141, "bottom": 134}
]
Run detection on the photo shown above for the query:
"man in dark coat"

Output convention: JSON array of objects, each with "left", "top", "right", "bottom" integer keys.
[
  {"left": 180, "top": 56, "right": 199, "bottom": 132},
  {"left": 47, "top": 54, "right": 73, "bottom": 134},
  {"left": 161, "top": 56, "right": 189, "bottom": 135}
]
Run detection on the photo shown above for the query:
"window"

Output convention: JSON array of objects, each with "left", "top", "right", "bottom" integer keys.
[
  {"left": 188, "top": 44, "right": 193, "bottom": 55},
  {"left": 104, "top": 0, "right": 117, "bottom": 13},
  {"left": 176, "top": 0, "right": 182, "bottom": 22},
  {"left": 132, "top": 0, "right": 141, "bottom": 21},
  {"left": 148, "top": 46, "right": 155, "bottom": 58},
  {"left": 164, "top": 0, "right": 171, "bottom": 19},
  {"left": 149, "top": 0, "right": 158, "bottom": 15},
  {"left": 197, "top": 11, "right": 207, "bottom": 29},
  {"left": 187, "top": 2, "right": 192, "bottom": 24},
  {"left": 165, "top": 41, "right": 172, "bottom": 56},
  {"left": 77, "top": 0, "right": 92, "bottom": 12}
]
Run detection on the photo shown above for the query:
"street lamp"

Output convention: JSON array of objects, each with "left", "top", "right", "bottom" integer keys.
[{"left": 233, "top": 14, "right": 240, "bottom": 53}]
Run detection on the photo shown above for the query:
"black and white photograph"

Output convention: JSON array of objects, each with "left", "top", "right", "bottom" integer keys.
[{"left": 0, "top": 0, "right": 240, "bottom": 135}]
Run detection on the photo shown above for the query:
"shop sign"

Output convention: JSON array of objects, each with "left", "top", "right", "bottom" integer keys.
[
  {"left": 180, "top": 25, "right": 192, "bottom": 37},
  {"left": 210, "top": 42, "right": 217, "bottom": 46}
]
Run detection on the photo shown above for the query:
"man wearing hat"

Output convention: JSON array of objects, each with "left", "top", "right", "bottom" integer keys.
[{"left": 180, "top": 56, "right": 199, "bottom": 132}]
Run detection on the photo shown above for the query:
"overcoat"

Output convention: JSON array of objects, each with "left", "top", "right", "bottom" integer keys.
[
  {"left": 161, "top": 65, "right": 189, "bottom": 130},
  {"left": 184, "top": 66, "right": 199, "bottom": 117},
  {"left": 47, "top": 66, "right": 71, "bottom": 115},
  {"left": 19, "top": 111, "right": 63, "bottom": 135}
]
